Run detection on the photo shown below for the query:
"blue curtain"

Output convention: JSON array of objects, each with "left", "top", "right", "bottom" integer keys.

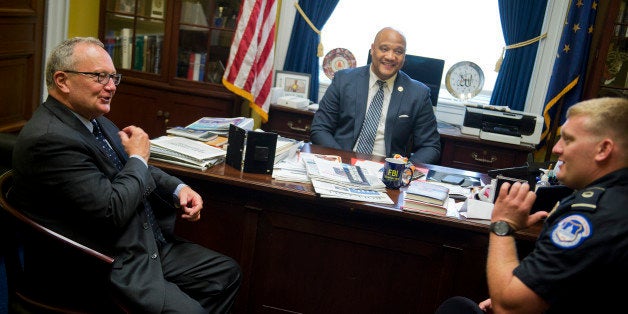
[
  {"left": 490, "top": 0, "right": 548, "bottom": 110},
  {"left": 283, "top": 0, "right": 339, "bottom": 102}
]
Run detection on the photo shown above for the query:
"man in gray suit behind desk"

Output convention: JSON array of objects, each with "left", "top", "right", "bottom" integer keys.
[
  {"left": 10, "top": 37, "right": 241, "bottom": 313},
  {"left": 311, "top": 27, "right": 441, "bottom": 165}
]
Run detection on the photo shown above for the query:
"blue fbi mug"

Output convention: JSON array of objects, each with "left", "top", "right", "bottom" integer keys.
[{"left": 382, "top": 157, "right": 414, "bottom": 189}]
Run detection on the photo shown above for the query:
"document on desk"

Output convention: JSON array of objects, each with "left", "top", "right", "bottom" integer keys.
[
  {"left": 150, "top": 136, "right": 226, "bottom": 170},
  {"left": 458, "top": 198, "right": 493, "bottom": 220}
]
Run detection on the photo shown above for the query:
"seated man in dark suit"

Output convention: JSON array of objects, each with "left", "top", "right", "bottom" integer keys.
[
  {"left": 10, "top": 37, "right": 241, "bottom": 313},
  {"left": 310, "top": 27, "right": 441, "bottom": 165}
]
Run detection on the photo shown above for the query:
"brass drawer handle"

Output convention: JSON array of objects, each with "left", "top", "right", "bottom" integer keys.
[
  {"left": 287, "top": 121, "right": 310, "bottom": 132},
  {"left": 471, "top": 152, "right": 497, "bottom": 164}
]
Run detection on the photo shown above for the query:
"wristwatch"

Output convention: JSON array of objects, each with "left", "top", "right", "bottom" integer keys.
[{"left": 489, "top": 221, "right": 516, "bottom": 236}]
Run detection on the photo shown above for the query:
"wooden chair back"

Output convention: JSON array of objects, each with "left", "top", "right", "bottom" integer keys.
[{"left": 0, "top": 170, "right": 127, "bottom": 313}]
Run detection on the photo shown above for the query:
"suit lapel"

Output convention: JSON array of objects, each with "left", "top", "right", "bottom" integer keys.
[
  {"left": 354, "top": 68, "right": 370, "bottom": 141},
  {"left": 44, "top": 98, "right": 128, "bottom": 164},
  {"left": 384, "top": 75, "right": 407, "bottom": 155}
]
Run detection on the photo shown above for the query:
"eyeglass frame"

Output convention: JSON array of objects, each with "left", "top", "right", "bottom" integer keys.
[{"left": 62, "top": 70, "right": 122, "bottom": 86}]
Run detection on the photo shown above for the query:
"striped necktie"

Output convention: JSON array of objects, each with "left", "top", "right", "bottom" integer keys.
[{"left": 356, "top": 80, "right": 385, "bottom": 154}]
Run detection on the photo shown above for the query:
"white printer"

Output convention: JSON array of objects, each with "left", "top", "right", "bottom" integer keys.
[{"left": 460, "top": 105, "right": 543, "bottom": 146}]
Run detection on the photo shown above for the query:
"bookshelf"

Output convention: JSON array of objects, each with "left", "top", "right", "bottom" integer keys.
[
  {"left": 584, "top": 0, "right": 628, "bottom": 98},
  {"left": 98, "top": 0, "right": 243, "bottom": 137}
]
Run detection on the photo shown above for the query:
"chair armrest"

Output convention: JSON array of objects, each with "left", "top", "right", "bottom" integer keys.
[{"left": 0, "top": 170, "right": 114, "bottom": 264}]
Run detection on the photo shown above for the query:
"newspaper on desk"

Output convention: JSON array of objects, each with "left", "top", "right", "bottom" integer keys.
[
  {"left": 311, "top": 180, "right": 394, "bottom": 204},
  {"left": 302, "top": 153, "right": 386, "bottom": 190},
  {"left": 301, "top": 153, "right": 393, "bottom": 204}
]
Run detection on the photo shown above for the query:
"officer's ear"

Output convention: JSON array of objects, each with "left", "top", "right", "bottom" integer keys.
[{"left": 594, "top": 138, "right": 613, "bottom": 162}]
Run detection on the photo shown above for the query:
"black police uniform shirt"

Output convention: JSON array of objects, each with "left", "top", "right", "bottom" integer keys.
[{"left": 513, "top": 167, "right": 628, "bottom": 314}]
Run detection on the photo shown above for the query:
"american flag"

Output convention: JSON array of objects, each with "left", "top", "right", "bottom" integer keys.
[
  {"left": 222, "top": 0, "right": 277, "bottom": 122},
  {"left": 539, "top": 0, "right": 597, "bottom": 151}
]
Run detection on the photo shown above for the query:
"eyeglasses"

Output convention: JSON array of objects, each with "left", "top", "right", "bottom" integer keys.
[{"left": 63, "top": 71, "right": 122, "bottom": 86}]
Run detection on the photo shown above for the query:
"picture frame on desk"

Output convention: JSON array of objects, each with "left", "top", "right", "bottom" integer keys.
[{"left": 274, "top": 70, "right": 310, "bottom": 99}]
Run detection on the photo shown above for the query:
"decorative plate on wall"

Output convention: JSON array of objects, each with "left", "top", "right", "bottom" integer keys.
[{"left": 323, "top": 48, "right": 357, "bottom": 79}]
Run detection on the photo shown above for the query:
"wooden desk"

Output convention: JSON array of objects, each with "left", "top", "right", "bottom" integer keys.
[
  {"left": 438, "top": 125, "right": 535, "bottom": 173},
  {"left": 262, "top": 104, "right": 535, "bottom": 173},
  {"left": 154, "top": 144, "right": 539, "bottom": 313}
]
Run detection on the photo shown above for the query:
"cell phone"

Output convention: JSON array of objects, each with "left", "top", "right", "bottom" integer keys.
[
  {"left": 441, "top": 174, "right": 465, "bottom": 185},
  {"left": 492, "top": 175, "right": 528, "bottom": 203}
]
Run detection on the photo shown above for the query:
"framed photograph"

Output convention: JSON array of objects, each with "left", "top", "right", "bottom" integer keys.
[
  {"left": 274, "top": 70, "right": 311, "bottom": 99},
  {"left": 116, "top": 0, "right": 135, "bottom": 13}
]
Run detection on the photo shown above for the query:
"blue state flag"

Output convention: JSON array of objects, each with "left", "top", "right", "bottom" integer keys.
[{"left": 540, "top": 0, "right": 598, "bottom": 151}]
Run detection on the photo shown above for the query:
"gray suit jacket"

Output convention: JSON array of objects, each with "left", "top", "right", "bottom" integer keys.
[
  {"left": 10, "top": 96, "right": 184, "bottom": 312},
  {"left": 310, "top": 66, "right": 441, "bottom": 165}
]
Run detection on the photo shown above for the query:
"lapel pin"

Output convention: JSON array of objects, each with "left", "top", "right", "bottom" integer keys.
[{"left": 397, "top": 86, "right": 403, "bottom": 92}]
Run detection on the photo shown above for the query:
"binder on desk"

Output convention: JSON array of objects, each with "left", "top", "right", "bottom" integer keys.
[{"left": 226, "top": 124, "right": 278, "bottom": 174}]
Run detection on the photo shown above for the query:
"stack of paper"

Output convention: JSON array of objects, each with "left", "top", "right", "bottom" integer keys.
[
  {"left": 272, "top": 153, "right": 309, "bottom": 183},
  {"left": 273, "top": 152, "right": 338, "bottom": 183},
  {"left": 274, "top": 137, "right": 301, "bottom": 164},
  {"left": 150, "top": 136, "right": 226, "bottom": 170}
]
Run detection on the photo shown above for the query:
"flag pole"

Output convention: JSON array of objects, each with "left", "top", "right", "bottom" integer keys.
[{"left": 544, "top": 98, "right": 565, "bottom": 162}]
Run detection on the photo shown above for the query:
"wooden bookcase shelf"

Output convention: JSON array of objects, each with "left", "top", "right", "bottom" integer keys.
[{"left": 98, "top": 0, "right": 243, "bottom": 137}]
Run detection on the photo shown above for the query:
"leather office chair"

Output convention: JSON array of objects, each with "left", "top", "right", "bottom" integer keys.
[{"left": 0, "top": 170, "right": 127, "bottom": 313}]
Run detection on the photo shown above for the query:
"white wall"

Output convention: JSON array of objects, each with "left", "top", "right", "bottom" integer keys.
[{"left": 43, "top": 0, "right": 69, "bottom": 102}]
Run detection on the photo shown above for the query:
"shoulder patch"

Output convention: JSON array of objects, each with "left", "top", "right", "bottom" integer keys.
[
  {"left": 571, "top": 186, "right": 605, "bottom": 212},
  {"left": 551, "top": 214, "right": 592, "bottom": 248}
]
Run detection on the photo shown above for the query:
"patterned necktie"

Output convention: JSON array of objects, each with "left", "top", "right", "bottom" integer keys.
[
  {"left": 91, "top": 120, "right": 124, "bottom": 170},
  {"left": 91, "top": 120, "right": 166, "bottom": 247},
  {"left": 356, "top": 80, "right": 386, "bottom": 154}
]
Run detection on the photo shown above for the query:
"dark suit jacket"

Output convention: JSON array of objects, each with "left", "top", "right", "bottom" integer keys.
[
  {"left": 310, "top": 66, "right": 441, "bottom": 165},
  {"left": 10, "top": 96, "right": 184, "bottom": 312}
]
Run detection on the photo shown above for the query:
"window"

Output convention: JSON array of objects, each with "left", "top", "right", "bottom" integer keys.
[{"left": 320, "top": 0, "right": 504, "bottom": 104}]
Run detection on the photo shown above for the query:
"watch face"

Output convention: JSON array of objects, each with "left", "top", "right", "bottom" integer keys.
[
  {"left": 491, "top": 221, "right": 513, "bottom": 236},
  {"left": 445, "top": 61, "right": 485, "bottom": 101}
]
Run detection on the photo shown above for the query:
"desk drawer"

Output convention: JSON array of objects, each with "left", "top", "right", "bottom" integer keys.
[
  {"left": 264, "top": 105, "right": 314, "bottom": 141},
  {"left": 441, "top": 140, "right": 529, "bottom": 173}
]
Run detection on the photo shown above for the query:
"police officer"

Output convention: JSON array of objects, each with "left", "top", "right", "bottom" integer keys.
[{"left": 436, "top": 97, "right": 628, "bottom": 313}]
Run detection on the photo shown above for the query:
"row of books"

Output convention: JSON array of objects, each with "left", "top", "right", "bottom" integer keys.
[
  {"left": 104, "top": 30, "right": 163, "bottom": 74},
  {"left": 182, "top": 53, "right": 226, "bottom": 83},
  {"left": 187, "top": 52, "right": 207, "bottom": 82}
]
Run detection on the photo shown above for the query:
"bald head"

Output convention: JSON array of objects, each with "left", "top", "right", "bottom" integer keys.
[
  {"left": 374, "top": 27, "right": 406, "bottom": 48},
  {"left": 370, "top": 27, "right": 407, "bottom": 80}
]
